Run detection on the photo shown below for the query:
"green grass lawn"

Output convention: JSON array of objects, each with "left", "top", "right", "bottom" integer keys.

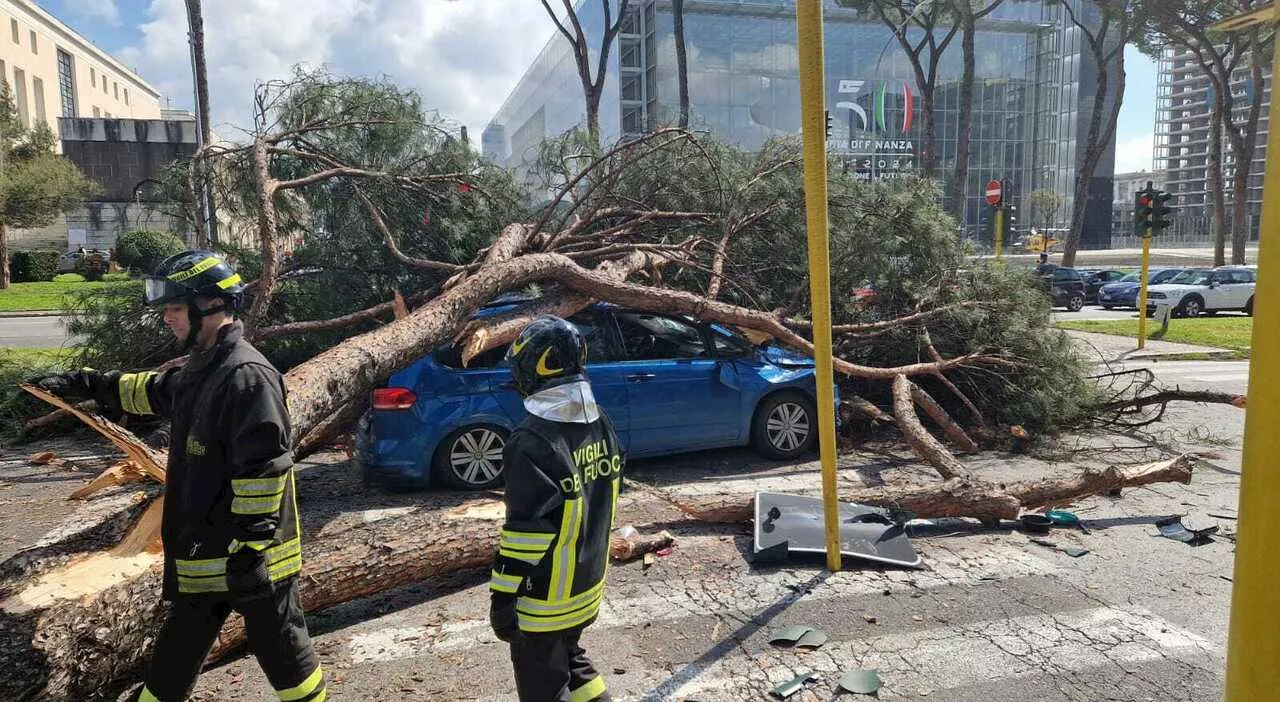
[
  {"left": 0, "top": 276, "right": 133, "bottom": 312},
  {"left": 0, "top": 347, "right": 77, "bottom": 369},
  {"left": 1058, "top": 316, "right": 1254, "bottom": 352}
]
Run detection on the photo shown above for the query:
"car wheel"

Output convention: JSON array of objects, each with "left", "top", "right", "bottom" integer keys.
[
  {"left": 433, "top": 425, "right": 509, "bottom": 490},
  {"left": 1245, "top": 296, "right": 1255, "bottom": 316},
  {"left": 752, "top": 392, "right": 818, "bottom": 460},
  {"left": 1066, "top": 294, "right": 1085, "bottom": 312},
  {"left": 1177, "top": 296, "right": 1204, "bottom": 318}
]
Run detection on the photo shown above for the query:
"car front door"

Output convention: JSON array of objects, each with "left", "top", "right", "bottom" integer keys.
[
  {"left": 489, "top": 308, "right": 633, "bottom": 451},
  {"left": 612, "top": 310, "right": 742, "bottom": 456},
  {"left": 1203, "top": 273, "right": 1232, "bottom": 310}
]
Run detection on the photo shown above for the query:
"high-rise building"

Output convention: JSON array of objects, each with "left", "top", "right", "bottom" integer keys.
[
  {"left": 484, "top": 0, "right": 1119, "bottom": 249},
  {"left": 0, "top": 0, "right": 163, "bottom": 141},
  {"left": 1153, "top": 44, "right": 1270, "bottom": 246}
]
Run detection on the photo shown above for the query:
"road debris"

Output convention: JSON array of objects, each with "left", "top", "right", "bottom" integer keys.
[
  {"left": 1155, "top": 516, "right": 1219, "bottom": 546},
  {"left": 769, "top": 671, "right": 818, "bottom": 699},
  {"left": 838, "top": 668, "right": 883, "bottom": 695}
]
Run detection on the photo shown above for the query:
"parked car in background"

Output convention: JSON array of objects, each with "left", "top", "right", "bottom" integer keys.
[
  {"left": 1076, "top": 269, "right": 1128, "bottom": 304},
  {"left": 57, "top": 249, "right": 111, "bottom": 273},
  {"left": 1096, "top": 268, "right": 1184, "bottom": 309},
  {"left": 1146, "top": 267, "right": 1256, "bottom": 317},
  {"left": 358, "top": 299, "right": 831, "bottom": 490},
  {"left": 1037, "top": 266, "right": 1087, "bottom": 312}
]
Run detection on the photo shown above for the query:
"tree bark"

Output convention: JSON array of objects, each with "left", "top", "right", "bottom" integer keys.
[
  {"left": 892, "top": 375, "right": 971, "bottom": 480},
  {"left": 1208, "top": 101, "right": 1227, "bottom": 267},
  {"left": 674, "top": 0, "right": 690, "bottom": 129},
  {"left": 669, "top": 455, "right": 1194, "bottom": 525},
  {"left": 950, "top": 11, "right": 978, "bottom": 223},
  {"left": 1226, "top": 39, "right": 1265, "bottom": 265},
  {"left": 244, "top": 138, "right": 280, "bottom": 338},
  {"left": 908, "top": 381, "right": 978, "bottom": 453},
  {"left": 184, "top": 0, "right": 217, "bottom": 247},
  {"left": 0, "top": 222, "right": 9, "bottom": 290}
]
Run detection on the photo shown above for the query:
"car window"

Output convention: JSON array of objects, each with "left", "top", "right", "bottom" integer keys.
[
  {"left": 1226, "top": 270, "right": 1255, "bottom": 284},
  {"left": 710, "top": 323, "right": 756, "bottom": 357},
  {"left": 1169, "top": 269, "right": 1212, "bottom": 285},
  {"left": 1118, "top": 272, "right": 1140, "bottom": 283},
  {"left": 434, "top": 343, "right": 508, "bottom": 370},
  {"left": 615, "top": 312, "right": 708, "bottom": 360},
  {"left": 567, "top": 310, "right": 619, "bottom": 363},
  {"left": 1052, "top": 268, "right": 1077, "bottom": 282},
  {"left": 1152, "top": 269, "right": 1180, "bottom": 283}
]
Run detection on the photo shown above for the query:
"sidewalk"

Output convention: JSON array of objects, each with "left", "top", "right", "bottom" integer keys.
[
  {"left": 1065, "top": 329, "right": 1240, "bottom": 364},
  {"left": 0, "top": 311, "right": 62, "bottom": 318}
]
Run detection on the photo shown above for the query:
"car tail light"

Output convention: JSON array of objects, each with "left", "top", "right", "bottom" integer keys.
[{"left": 372, "top": 387, "right": 416, "bottom": 410}]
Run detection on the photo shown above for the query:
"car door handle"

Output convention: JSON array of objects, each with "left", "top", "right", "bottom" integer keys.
[{"left": 626, "top": 373, "right": 656, "bottom": 383}]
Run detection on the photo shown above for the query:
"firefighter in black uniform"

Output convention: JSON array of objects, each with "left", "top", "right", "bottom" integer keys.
[
  {"left": 28, "top": 251, "right": 325, "bottom": 702},
  {"left": 490, "top": 315, "right": 622, "bottom": 702}
]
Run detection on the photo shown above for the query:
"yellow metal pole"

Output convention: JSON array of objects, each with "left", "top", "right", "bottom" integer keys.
[
  {"left": 994, "top": 206, "right": 1004, "bottom": 259},
  {"left": 1224, "top": 26, "right": 1280, "bottom": 702},
  {"left": 1136, "top": 230, "right": 1151, "bottom": 350},
  {"left": 795, "top": 0, "right": 842, "bottom": 573}
]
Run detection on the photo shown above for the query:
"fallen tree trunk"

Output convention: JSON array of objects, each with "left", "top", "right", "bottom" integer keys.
[
  {"left": 666, "top": 455, "right": 1195, "bottom": 525},
  {"left": 892, "top": 375, "right": 971, "bottom": 481}
]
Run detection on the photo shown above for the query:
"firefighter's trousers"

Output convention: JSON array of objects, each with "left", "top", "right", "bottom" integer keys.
[
  {"left": 509, "top": 624, "right": 610, "bottom": 702},
  {"left": 133, "top": 578, "right": 325, "bottom": 702}
]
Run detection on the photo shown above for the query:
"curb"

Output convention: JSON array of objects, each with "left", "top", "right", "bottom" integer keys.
[
  {"left": 0, "top": 311, "right": 63, "bottom": 318},
  {"left": 1121, "top": 350, "right": 1247, "bottom": 362}
]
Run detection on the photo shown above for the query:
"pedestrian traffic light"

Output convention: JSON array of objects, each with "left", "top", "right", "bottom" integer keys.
[
  {"left": 1134, "top": 189, "right": 1154, "bottom": 236},
  {"left": 824, "top": 110, "right": 832, "bottom": 139},
  {"left": 1152, "top": 191, "right": 1176, "bottom": 231}
]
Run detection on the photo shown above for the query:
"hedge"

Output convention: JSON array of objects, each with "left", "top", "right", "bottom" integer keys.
[{"left": 9, "top": 251, "right": 61, "bottom": 283}]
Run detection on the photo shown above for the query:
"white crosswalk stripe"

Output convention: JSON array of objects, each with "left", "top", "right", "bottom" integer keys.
[{"left": 344, "top": 535, "right": 1060, "bottom": 664}]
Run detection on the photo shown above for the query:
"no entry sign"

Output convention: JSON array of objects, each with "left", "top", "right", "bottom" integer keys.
[{"left": 985, "top": 179, "right": 1002, "bottom": 206}]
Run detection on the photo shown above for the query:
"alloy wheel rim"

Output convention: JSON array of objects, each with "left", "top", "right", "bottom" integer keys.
[
  {"left": 766, "top": 402, "right": 811, "bottom": 452},
  {"left": 450, "top": 428, "right": 505, "bottom": 484}
]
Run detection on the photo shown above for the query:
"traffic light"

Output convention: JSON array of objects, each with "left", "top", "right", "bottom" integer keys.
[
  {"left": 825, "top": 110, "right": 833, "bottom": 139},
  {"left": 1134, "top": 189, "right": 1154, "bottom": 236},
  {"left": 1153, "top": 191, "right": 1176, "bottom": 231}
]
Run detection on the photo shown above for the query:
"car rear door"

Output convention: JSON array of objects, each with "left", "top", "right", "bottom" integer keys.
[
  {"left": 488, "top": 308, "right": 633, "bottom": 451},
  {"left": 1221, "top": 270, "right": 1256, "bottom": 308},
  {"left": 612, "top": 310, "right": 742, "bottom": 456}
]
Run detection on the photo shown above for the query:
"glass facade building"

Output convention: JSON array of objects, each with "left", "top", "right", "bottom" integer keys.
[{"left": 484, "top": 0, "right": 1118, "bottom": 249}]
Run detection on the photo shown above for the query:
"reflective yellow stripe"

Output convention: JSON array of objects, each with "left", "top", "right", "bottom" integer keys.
[
  {"left": 490, "top": 571, "right": 523, "bottom": 593},
  {"left": 269, "top": 555, "right": 301, "bottom": 580},
  {"left": 232, "top": 474, "right": 288, "bottom": 497},
  {"left": 231, "top": 493, "right": 285, "bottom": 515},
  {"left": 499, "top": 548, "right": 543, "bottom": 564},
  {"left": 139, "top": 687, "right": 161, "bottom": 702},
  {"left": 167, "top": 256, "right": 220, "bottom": 281},
  {"left": 277, "top": 665, "right": 324, "bottom": 701},
  {"left": 516, "top": 579, "right": 605, "bottom": 614},
  {"left": 500, "top": 531, "right": 555, "bottom": 547},
  {"left": 178, "top": 575, "right": 228, "bottom": 593},
  {"left": 517, "top": 599, "right": 601, "bottom": 632},
  {"left": 117, "top": 371, "right": 156, "bottom": 415},
  {"left": 570, "top": 675, "right": 608, "bottom": 702},
  {"left": 217, "top": 273, "right": 242, "bottom": 289},
  {"left": 229, "top": 539, "right": 274, "bottom": 554},
  {"left": 268, "top": 537, "right": 301, "bottom": 565},
  {"left": 550, "top": 496, "right": 582, "bottom": 601},
  {"left": 175, "top": 555, "right": 228, "bottom": 576}
]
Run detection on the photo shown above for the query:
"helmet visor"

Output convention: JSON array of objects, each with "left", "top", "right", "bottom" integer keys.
[{"left": 144, "top": 277, "right": 189, "bottom": 306}]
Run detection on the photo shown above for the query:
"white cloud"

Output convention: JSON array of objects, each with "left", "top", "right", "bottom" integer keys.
[
  {"left": 65, "top": 0, "right": 122, "bottom": 27},
  {"left": 119, "top": 0, "right": 554, "bottom": 141},
  {"left": 1113, "top": 131, "right": 1154, "bottom": 174}
]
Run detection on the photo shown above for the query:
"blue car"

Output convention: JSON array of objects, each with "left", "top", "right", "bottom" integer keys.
[
  {"left": 358, "top": 299, "right": 828, "bottom": 490},
  {"left": 1096, "top": 268, "right": 1184, "bottom": 309}
]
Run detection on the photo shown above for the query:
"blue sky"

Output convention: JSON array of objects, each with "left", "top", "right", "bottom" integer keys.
[{"left": 43, "top": 0, "right": 1157, "bottom": 173}]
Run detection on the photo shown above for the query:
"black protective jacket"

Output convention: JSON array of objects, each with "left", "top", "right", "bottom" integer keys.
[
  {"left": 490, "top": 409, "right": 623, "bottom": 633},
  {"left": 112, "top": 322, "right": 301, "bottom": 599}
]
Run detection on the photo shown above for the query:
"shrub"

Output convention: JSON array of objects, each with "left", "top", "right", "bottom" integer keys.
[
  {"left": 114, "top": 230, "right": 185, "bottom": 274},
  {"left": 9, "top": 250, "right": 60, "bottom": 282},
  {"left": 75, "top": 251, "right": 108, "bottom": 281}
]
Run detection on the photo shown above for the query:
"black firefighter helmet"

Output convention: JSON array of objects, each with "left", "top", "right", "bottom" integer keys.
[
  {"left": 145, "top": 250, "right": 245, "bottom": 348},
  {"left": 505, "top": 315, "right": 588, "bottom": 398}
]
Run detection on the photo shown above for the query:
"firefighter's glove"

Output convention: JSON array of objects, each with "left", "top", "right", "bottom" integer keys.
[
  {"left": 24, "top": 369, "right": 122, "bottom": 413},
  {"left": 490, "top": 593, "right": 521, "bottom": 643},
  {"left": 227, "top": 548, "right": 273, "bottom": 602}
]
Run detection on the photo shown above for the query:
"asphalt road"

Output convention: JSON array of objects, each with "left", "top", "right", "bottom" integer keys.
[
  {"left": 1, "top": 356, "right": 1248, "bottom": 701},
  {"left": 0, "top": 315, "right": 75, "bottom": 348}
]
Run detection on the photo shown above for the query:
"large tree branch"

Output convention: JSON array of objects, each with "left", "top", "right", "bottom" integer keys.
[{"left": 892, "top": 375, "right": 972, "bottom": 480}]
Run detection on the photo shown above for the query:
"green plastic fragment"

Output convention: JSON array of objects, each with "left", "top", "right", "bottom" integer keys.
[
  {"left": 770, "top": 671, "right": 817, "bottom": 698},
  {"left": 768, "top": 625, "right": 812, "bottom": 645},
  {"left": 838, "top": 668, "right": 883, "bottom": 695},
  {"left": 795, "top": 629, "right": 828, "bottom": 649}
]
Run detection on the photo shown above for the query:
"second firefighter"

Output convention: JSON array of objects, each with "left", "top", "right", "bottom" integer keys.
[{"left": 489, "top": 315, "right": 622, "bottom": 702}]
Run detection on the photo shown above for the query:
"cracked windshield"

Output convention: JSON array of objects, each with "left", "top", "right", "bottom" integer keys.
[{"left": 0, "top": 0, "right": 1270, "bottom": 700}]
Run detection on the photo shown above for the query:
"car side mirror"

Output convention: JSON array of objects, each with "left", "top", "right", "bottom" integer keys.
[{"left": 1209, "top": 281, "right": 1220, "bottom": 289}]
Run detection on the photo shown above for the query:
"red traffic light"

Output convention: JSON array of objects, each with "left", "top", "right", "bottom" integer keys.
[{"left": 1138, "top": 194, "right": 1153, "bottom": 206}]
